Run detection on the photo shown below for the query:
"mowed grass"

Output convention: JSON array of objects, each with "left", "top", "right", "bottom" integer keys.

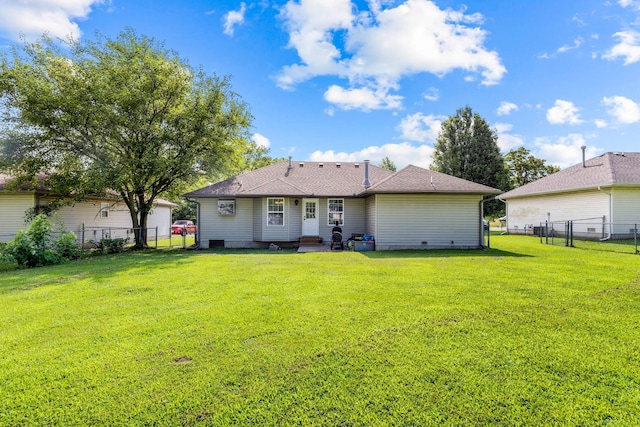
[{"left": 1, "top": 236, "right": 639, "bottom": 426}]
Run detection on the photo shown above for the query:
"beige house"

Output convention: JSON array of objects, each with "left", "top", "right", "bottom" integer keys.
[
  {"left": 498, "top": 152, "right": 640, "bottom": 239},
  {"left": 0, "top": 174, "right": 175, "bottom": 243},
  {"left": 185, "top": 160, "right": 500, "bottom": 250}
]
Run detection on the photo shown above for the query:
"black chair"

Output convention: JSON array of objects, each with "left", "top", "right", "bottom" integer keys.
[{"left": 330, "top": 226, "right": 344, "bottom": 250}]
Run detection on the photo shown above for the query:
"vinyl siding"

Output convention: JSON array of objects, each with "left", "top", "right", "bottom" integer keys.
[
  {"left": 198, "top": 198, "right": 254, "bottom": 248},
  {"left": 317, "top": 198, "right": 366, "bottom": 242},
  {"left": 505, "top": 190, "right": 609, "bottom": 234},
  {"left": 610, "top": 188, "right": 640, "bottom": 235},
  {"left": 0, "top": 194, "right": 35, "bottom": 242},
  {"left": 146, "top": 205, "right": 172, "bottom": 239},
  {"left": 253, "top": 199, "right": 263, "bottom": 241},
  {"left": 374, "top": 194, "right": 482, "bottom": 249},
  {"left": 50, "top": 198, "right": 133, "bottom": 242},
  {"left": 365, "top": 196, "right": 376, "bottom": 236}
]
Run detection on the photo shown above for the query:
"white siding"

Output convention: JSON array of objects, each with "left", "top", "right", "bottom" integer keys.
[
  {"left": 505, "top": 190, "right": 609, "bottom": 234},
  {"left": 147, "top": 204, "right": 173, "bottom": 238},
  {"left": 374, "top": 194, "right": 482, "bottom": 250},
  {"left": 610, "top": 188, "right": 640, "bottom": 236},
  {"left": 51, "top": 198, "right": 133, "bottom": 242},
  {"left": 198, "top": 198, "right": 254, "bottom": 248},
  {"left": 0, "top": 194, "right": 35, "bottom": 242}
]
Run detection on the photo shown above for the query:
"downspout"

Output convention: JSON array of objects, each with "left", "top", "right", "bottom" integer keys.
[
  {"left": 479, "top": 196, "right": 496, "bottom": 249},
  {"left": 597, "top": 186, "right": 612, "bottom": 241},
  {"left": 185, "top": 197, "right": 201, "bottom": 248}
]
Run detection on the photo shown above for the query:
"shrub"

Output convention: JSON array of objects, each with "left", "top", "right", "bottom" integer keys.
[
  {"left": 93, "top": 237, "right": 130, "bottom": 254},
  {"left": 0, "top": 214, "right": 81, "bottom": 268}
]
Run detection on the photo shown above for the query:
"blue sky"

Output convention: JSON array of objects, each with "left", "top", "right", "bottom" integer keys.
[{"left": 1, "top": 0, "right": 639, "bottom": 169}]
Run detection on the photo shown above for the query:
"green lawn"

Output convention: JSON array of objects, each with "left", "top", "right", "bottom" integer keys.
[{"left": 1, "top": 235, "right": 639, "bottom": 426}]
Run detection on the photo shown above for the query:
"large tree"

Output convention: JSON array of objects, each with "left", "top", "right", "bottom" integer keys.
[
  {"left": 431, "top": 106, "right": 508, "bottom": 217},
  {"left": 503, "top": 147, "right": 559, "bottom": 189},
  {"left": 0, "top": 29, "right": 255, "bottom": 247}
]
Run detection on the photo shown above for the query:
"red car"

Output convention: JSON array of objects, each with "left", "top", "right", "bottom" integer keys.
[{"left": 171, "top": 220, "right": 197, "bottom": 235}]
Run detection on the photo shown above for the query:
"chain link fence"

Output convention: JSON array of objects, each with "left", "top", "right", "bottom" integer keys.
[{"left": 537, "top": 218, "right": 639, "bottom": 255}]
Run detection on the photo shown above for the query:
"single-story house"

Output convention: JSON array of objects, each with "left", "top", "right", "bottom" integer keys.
[
  {"left": 184, "top": 159, "right": 501, "bottom": 250},
  {"left": 498, "top": 151, "right": 640, "bottom": 239},
  {"left": 0, "top": 174, "right": 175, "bottom": 243}
]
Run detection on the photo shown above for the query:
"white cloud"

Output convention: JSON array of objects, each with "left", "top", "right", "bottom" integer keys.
[
  {"left": 534, "top": 134, "right": 600, "bottom": 169},
  {"left": 0, "top": 0, "right": 104, "bottom": 41},
  {"left": 497, "top": 101, "right": 518, "bottom": 116},
  {"left": 223, "top": 3, "right": 247, "bottom": 36},
  {"left": 494, "top": 123, "right": 524, "bottom": 152},
  {"left": 603, "top": 30, "right": 640, "bottom": 64},
  {"left": 546, "top": 100, "right": 584, "bottom": 125},
  {"left": 594, "top": 119, "right": 608, "bottom": 128},
  {"left": 423, "top": 87, "right": 439, "bottom": 102},
  {"left": 557, "top": 37, "right": 584, "bottom": 54},
  {"left": 397, "top": 112, "right": 445, "bottom": 143},
  {"left": 324, "top": 84, "right": 403, "bottom": 111},
  {"left": 252, "top": 133, "right": 271, "bottom": 148},
  {"left": 602, "top": 96, "right": 640, "bottom": 124},
  {"left": 276, "top": 0, "right": 506, "bottom": 110},
  {"left": 307, "top": 142, "right": 435, "bottom": 169}
]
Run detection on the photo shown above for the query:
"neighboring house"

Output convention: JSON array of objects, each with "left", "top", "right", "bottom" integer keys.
[
  {"left": 184, "top": 160, "right": 500, "bottom": 250},
  {"left": 0, "top": 174, "right": 175, "bottom": 243},
  {"left": 498, "top": 152, "right": 640, "bottom": 239}
]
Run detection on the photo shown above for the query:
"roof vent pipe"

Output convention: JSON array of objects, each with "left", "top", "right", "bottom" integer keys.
[
  {"left": 362, "top": 160, "right": 371, "bottom": 188},
  {"left": 288, "top": 156, "right": 292, "bottom": 170},
  {"left": 581, "top": 145, "right": 586, "bottom": 168}
]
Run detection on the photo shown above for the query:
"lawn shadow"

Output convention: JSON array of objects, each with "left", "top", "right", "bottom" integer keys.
[
  {"left": 0, "top": 249, "right": 195, "bottom": 293},
  {"left": 357, "top": 247, "right": 532, "bottom": 259}
]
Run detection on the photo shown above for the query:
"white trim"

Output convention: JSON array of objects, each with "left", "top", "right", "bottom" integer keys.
[{"left": 267, "top": 197, "right": 285, "bottom": 227}]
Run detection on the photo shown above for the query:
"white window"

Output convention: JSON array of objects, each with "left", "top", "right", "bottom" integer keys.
[
  {"left": 328, "top": 199, "right": 344, "bottom": 226},
  {"left": 267, "top": 198, "right": 284, "bottom": 226},
  {"left": 100, "top": 202, "right": 109, "bottom": 218}
]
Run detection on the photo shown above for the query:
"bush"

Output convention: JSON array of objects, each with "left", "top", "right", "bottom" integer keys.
[
  {"left": 0, "top": 214, "right": 81, "bottom": 268},
  {"left": 93, "top": 237, "right": 130, "bottom": 254}
]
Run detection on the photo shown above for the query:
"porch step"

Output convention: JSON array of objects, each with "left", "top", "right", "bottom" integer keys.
[{"left": 299, "top": 236, "right": 323, "bottom": 245}]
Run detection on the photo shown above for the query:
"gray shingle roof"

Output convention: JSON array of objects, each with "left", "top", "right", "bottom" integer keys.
[
  {"left": 185, "top": 161, "right": 501, "bottom": 198},
  {"left": 367, "top": 165, "right": 502, "bottom": 194},
  {"left": 499, "top": 152, "right": 640, "bottom": 199}
]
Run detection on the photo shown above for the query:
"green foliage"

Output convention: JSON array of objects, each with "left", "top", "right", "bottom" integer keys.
[
  {"left": 379, "top": 156, "right": 397, "bottom": 172},
  {"left": 0, "top": 214, "right": 80, "bottom": 268},
  {"left": 171, "top": 199, "right": 198, "bottom": 223},
  {"left": 1, "top": 236, "right": 639, "bottom": 425},
  {"left": 504, "top": 146, "right": 560, "bottom": 189},
  {"left": 0, "top": 28, "right": 254, "bottom": 248},
  {"left": 432, "top": 106, "right": 508, "bottom": 217},
  {"left": 92, "top": 237, "right": 130, "bottom": 254}
]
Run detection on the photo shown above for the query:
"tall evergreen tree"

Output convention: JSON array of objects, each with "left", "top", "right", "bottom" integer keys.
[{"left": 431, "top": 106, "right": 508, "bottom": 217}]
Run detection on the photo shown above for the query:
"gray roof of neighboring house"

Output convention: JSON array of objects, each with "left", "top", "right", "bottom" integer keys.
[
  {"left": 0, "top": 174, "right": 176, "bottom": 206},
  {"left": 499, "top": 152, "right": 640, "bottom": 200},
  {"left": 185, "top": 161, "right": 502, "bottom": 198}
]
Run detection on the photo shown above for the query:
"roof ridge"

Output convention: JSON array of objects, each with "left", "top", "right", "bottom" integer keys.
[{"left": 367, "top": 165, "right": 413, "bottom": 190}]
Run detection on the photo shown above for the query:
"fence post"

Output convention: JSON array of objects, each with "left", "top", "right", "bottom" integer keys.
[
  {"left": 569, "top": 221, "right": 574, "bottom": 247},
  {"left": 635, "top": 224, "right": 638, "bottom": 255},
  {"left": 565, "top": 221, "right": 569, "bottom": 247},
  {"left": 545, "top": 221, "right": 549, "bottom": 244},
  {"left": 155, "top": 227, "right": 158, "bottom": 249}
]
